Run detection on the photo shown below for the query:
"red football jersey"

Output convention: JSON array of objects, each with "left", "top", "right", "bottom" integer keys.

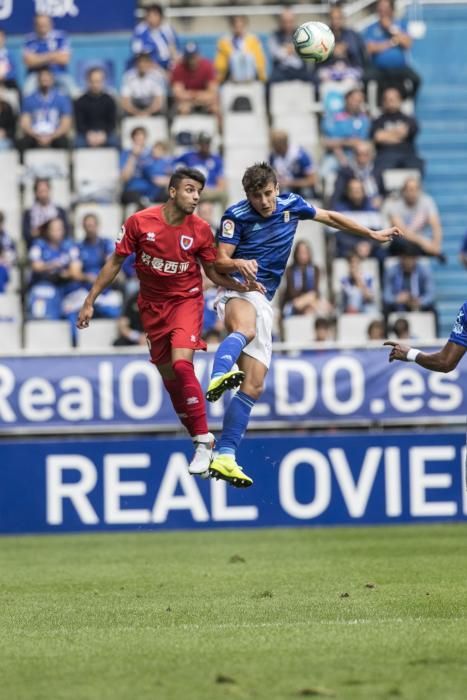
[{"left": 115, "top": 205, "right": 217, "bottom": 301}]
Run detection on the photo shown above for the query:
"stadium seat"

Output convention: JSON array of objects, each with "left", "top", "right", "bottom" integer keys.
[
  {"left": 0, "top": 87, "right": 20, "bottom": 113},
  {"left": 272, "top": 114, "right": 320, "bottom": 155},
  {"left": 0, "top": 319, "right": 21, "bottom": 352},
  {"left": 282, "top": 314, "right": 315, "bottom": 344},
  {"left": 76, "top": 318, "right": 118, "bottom": 349},
  {"left": 24, "top": 320, "right": 72, "bottom": 351},
  {"left": 270, "top": 80, "right": 318, "bottom": 116},
  {"left": 23, "top": 178, "right": 71, "bottom": 209},
  {"left": 223, "top": 113, "right": 269, "bottom": 147},
  {"left": 388, "top": 311, "right": 437, "bottom": 339},
  {"left": 332, "top": 258, "right": 381, "bottom": 307},
  {"left": 0, "top": 292, "right": 21, "bottom": 320},
  {"left": 224, "top": 146, "right": 269, "bottom": 178},
  {"left": 5, "top": 265, "right": 21, "bottom": 294},
  {"left": 382, "top": 168, "right": 421, "bottom": 193},
  {"left": 294, "top": 220, "right": 327, "bottom": 269},
  {"left": 121, "top": 116, "right": 169, "bottom": 150},
  {"left": 171, "top": 114, "right": 219, "bottom": 148},
  {"left": 337, "top": 312, "right": 383, "bottom": 342},
  {"left": 2, "top": 208, "right": 21, "bottom": 243},
  {"left": 0, "top": 151, "right": 20, "bottom": 209},
  {"left": 72, "top": 148, "right": 120, "bottom": 202},
  {"left": 73, "top": 203, "right": 123, "bottom": 241},
  {"left": 220, "top": 81, "right": 266, "bottom": 117}
]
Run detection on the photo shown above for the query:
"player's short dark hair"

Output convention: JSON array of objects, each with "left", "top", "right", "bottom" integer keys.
[
  {"left": 169, "top": 167, "right": 205, "bottom": 190},
  {"left": 242, "top": 162, "right": 277, "bottom": 195}
]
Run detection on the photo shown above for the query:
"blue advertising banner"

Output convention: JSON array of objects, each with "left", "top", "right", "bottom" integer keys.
[
  {"left": 0, "top": 0, "right": 135, "bottom": 34},
  {"left": 0, "top": 432, "right": 465, "bottom": 534},
  {"left": 0, "top": 349, "right": 465, "bottom": 433}
]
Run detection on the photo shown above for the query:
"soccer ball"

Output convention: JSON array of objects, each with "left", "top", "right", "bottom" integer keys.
[{"left": 293, "top": 21, "right": 335, "bottom": 63}]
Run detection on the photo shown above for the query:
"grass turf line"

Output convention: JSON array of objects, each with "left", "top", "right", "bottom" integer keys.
[{"left": 0, "top": 524, "right": 466, "bottom": 700}]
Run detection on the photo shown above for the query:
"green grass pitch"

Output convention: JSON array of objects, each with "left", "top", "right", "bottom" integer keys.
[{"left": 1, "top": 524, "right": 467, "bottom": 700}]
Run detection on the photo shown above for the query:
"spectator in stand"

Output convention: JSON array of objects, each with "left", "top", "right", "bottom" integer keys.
[
  {"left": 131, "top": 3, "right": 179, "bottom": 73},
  {"left": 268, "top": 8, "right": 311, "bottom": 83},
  {"left": 215, "top": 15, "right": 267, "bottom": 83},
  {"left": 143, "top": 141, "right": 174, "bottom": 202},
  {"left": 331, "top": 140, "right": 383, "bottom": 210},
  {"left": 0, "top": 97, "right": 16, "bottom": 150},
  {"left": 23, "top": 14, "right": 73, "bottom": 96},
  {"left": 74, "top": 213, "right": 122, "bottom": 319},
  {"left": 119, "top": 126, "right": 153, "bottom": 206},
  {"left": 339, "top": 252, "right": 377, "bottom": 313},
  {"left": 174, "top": 133, "right": 225, "bottom": 203},
  {"left": 364, "top": 0, "right": 420, "bottom": 100},
  {"left": 316, "top": 3, "right": 366, "bottom": 84},
  {"left": 113, "top": 291, "right": 145, "bottom": 346},
  {"left": 0, "top": 211, "right": 17, "bottom": 293},
  {"left": 281, "top": 240, "right": 333, "bottom": 318},
  {"left": 23, "top": 178, "right": 69, "bottom": 248},
  {"left": 19, "top": 67, "right": 72, "bottom": 151},
  {"left": 383, "top": 254, "right": 435, "bottom": 315},
  {"left": 322, "top": 88, "right": 370, "bottom": 174},
  {"left": 367, "top": 318, "right": 386, "bottom": 340},
  {"left": 459, "top": 230, "right": 467, "bottom": 268},
  {"left": 171, "top": 42, "right": 219, "bottom": 117},
  {"left": 74, "top": 67, "right": 118, "bottom": 148},
  {"left": 27, "top": 217, "right": 80, "bottom": 320},
  {"left": 120, "top": 52, "right": 167, "bottom": 117},
  {"left": 0, "top": 30, "right": 18, "bottom": 89},
  {"left": 196, "top": 201, "right": 218, "bottom": 235},
  {"left": 314, "top": 317, "right": 333, "bottom": 342},
  {"left": 270, "top": 130, "right": 316, "bottom": 199},
  {"left": 333, "top": 178, "right": 379, "bottom": 258},
  {"left": 392, "top": 317, "right": 411, "bottom": 340},
  {"left": 370, "top": 87, "right": 423, "bottom": 178},
  {"left": 384, "top": 176, "right": 443, "bottom": 259}
]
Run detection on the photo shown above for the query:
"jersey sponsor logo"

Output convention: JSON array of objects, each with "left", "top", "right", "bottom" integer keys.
[
  {"left": 141, "top": 251, "right": 189, "bottom": 274},
  {"left": 284, "top": 211, "right": 290, "bottom": 223},
  {"left": 116, "top": 224, "right": 125, "bottom": 243},
  {"left": 180, "top": 235, "right": 193, "bottom": 250},
  {"left": 222, "top": 219, "right": 235, "bottom": 238},
  {"left": 146, "top": 232, "right": 156, "bottom": 242}
]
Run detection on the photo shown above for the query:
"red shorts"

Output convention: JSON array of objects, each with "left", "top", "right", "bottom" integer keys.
[{"left": 138, "top": 294, "right": 207, "bottom": 365}]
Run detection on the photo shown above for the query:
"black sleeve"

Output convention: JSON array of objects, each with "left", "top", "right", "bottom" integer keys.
[
  {"left": 370, "top": 115, "right": 383, "bottom": 139},
  {"left": 74, "top": 95, "right": 86, "bottom": 135},
  {"left": 106, "top": 95, "right": 117, "bottom": 133},
  {"left": 406, "top": 115, "right": 418, "bottom": 139}
]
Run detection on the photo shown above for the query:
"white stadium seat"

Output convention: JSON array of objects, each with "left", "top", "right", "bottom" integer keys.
[
  {"left": 2, "top": 208, "right": 21, "bottom": 243},
  {"left": 337, "top": 312, "right": 383, "bottom": 342},
  {"left": 121, "top": 115, "right": 169, "bottom": 149},
  {"left": 0, "top": 292, "right": 21, "bottom": 321},
  {"left": 224, "top": 146, "right": 269, "bottom": 178},
  {"left": 388, "top": 312, "right": 437, "bottom": 339},
  {"left": 272, "top": 114, "right": 320, "bottom": 151},
  {"left": 220, "top": 81, "right": 266, "bottom": 117},
  {"left": 72, "top": 148, "right": 120, "bottom": 201},
  {"left": 270, "top": 80, "right": 317, "bottom": 116},
  {"left": 282, "top": 314, "right": 315, "bottom": 344},
  {"left": 0, "top": 151, "right": 20, "bottom": 209},
  {"left": 223, "top": 113, "right": 269, "bottom": 147},
  {"left": 23, "top": 149, "right": 71, "bottom": 208},
  {"left": 0, "top": 320, "right": 21, "bottom": 352},
  {"left": 24, "top": 320, "right": 72, "bottom": 351},
  {"left": 73, "top": 203, "right": 123, "bottom": 241},
  {"left": 23, "top": 178, "right": 71, "bottom": 209},
  {"left": 382, "top": 168, "right": 421, "bottom": 193},
  {"left": 171, "top": 114, "right": 219, "bottom": 145},
  {"left": 77, "top": 319, "right": 118, "bottom": 349}
]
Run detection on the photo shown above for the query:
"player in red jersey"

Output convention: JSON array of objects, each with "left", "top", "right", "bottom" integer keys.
[{"left": 77, "top": 167, "right": 256, "bottom": 477}]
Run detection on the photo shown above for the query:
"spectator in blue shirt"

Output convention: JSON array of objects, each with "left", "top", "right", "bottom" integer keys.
[
  {"left": 322, "top": 88, "right": 370, "bottom": 175},
  {"left": 340, "top": 252, "right": 377, "bottom": 313},
  {"left": 269, "top": 129, "right": 315, "bottom": 199},
  {"left": 131, "top": 3, "right": 180, "bottom": 73},
  {"left": 27, "top": 217, "right": 81, "bottom": 320},
  {"left": 383, "top": 255, "right": 435, "bottom": 316},
  {"left": 119, "top": 126, "right": 153, "bottom": 206},
  {"left": 0, "top": 29, "right": 18, "bottom": 90},
  {"left": 363, "top": 0, "right": 420, "bottom": 101},
  {"left": 19, "top": 67, "right": 72, "bottom": 151},
  {"left": 143, "top": 141, "right": 174, "bottom": 202},
  {"left": 174, "top": 133, "right": 226, "bottom": 203},
  {"left": 23, "top": 14, "right": 74, "bottom": 96}
]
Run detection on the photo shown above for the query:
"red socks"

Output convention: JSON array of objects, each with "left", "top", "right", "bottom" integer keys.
[{"left": 163, "top": 359, "right": 208, "bottom": 437}]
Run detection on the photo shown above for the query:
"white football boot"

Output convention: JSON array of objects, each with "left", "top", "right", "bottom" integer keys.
[{"left": 188, "top": 432, "right": 216, "bottom": 478}]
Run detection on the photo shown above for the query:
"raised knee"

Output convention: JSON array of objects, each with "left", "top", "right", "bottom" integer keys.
[
  {"left": 241, "top": 380, "right": 264, "bottom": 400},
  {"left": 231, "top": 326, "right": 256, "bottom": 344}
]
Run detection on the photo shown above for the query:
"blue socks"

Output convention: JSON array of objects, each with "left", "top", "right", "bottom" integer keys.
[
  {"left": 211, "top": 331, "right": 248, "bottom": 379},
  {"left": 218, "top": 391, "right": 256, "bottom": 456}
]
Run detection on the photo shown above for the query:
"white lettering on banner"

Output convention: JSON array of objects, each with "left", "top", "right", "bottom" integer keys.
[
  {"left": 427, "top": 372, "right": 462, "bottom": 412},
  {"left": 104, "top": 454, "right": 151, "bottom": 524},
  {"left": 321, "top": 356, "right": 364, "bottom": 415},
  {"left": 0, "top": 364, "right": 16, "bottom": 422},
  {"left": 35, "top": 0, "right": 79, "bottom": 18},
  {"left": 384, "top": 447, "right": 402, "bottom": 517},
  {"left": 274, "top": 359, "right": 318, "bottom": 415},
  {"left": 98, "top": 362, "right": 114, "bottom": 419},
  {"left": 46, "top": 455, "right": 99, "bottom": 525},
  {"left": 0, "top": 0, "right": 12, "bottom": 20},
  {"left": 57, "top": 376, "right": 93, "bottom": 421},
  {"left": 210, "top": 480, "right": 258, "bottom": 521},
  {"left": 119, "top": 361, "right": 161, "bottom": 419},
  {"left": 19, "top": 378, "right": 55, "bottom": 421},
  {"left": 279, "top": 448, "right": 331, "bottom": 518},
  {"left": 328, "top": 447, "right": 382, "bottom": 517},
  {"left": 388, "top": 369, "right": 424, "bottom": 412},
  {"left": 152, "top": 453, "right": 209, "bottom": 523},
  {"left": 409, "top": 446, "right": 457, "bottom": 517}
]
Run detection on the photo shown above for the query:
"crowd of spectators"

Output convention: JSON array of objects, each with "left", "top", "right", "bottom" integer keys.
[{"left": 0, "top": 1, "right": 448, "bottom": 346}]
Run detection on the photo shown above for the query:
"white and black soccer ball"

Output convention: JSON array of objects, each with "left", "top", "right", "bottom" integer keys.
[{"left": 293, "top": 21, "right": 335, "bottom": 63}]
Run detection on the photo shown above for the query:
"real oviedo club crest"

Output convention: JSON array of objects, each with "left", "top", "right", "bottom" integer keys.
[{"left": 180, "top": 235, "right": 193, "bottom": 251}]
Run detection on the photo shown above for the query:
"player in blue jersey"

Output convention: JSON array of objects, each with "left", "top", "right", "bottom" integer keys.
[
  {"left": 206, "top": 162, "right": 403, "bottom": 487},
  {"left": 385, "top": 301, "right": 467, "bottom": 370}
]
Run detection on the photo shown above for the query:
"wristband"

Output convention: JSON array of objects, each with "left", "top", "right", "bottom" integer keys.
[{"left": 407, "top": 348, "right": 420, "bottom": 362}]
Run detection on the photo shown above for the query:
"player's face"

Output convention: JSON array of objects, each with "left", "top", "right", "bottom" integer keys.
[
  {"left": 171, "top": 179, "right": 203, "bottom": 214},
  {"left": 247, "top": 181, "right": 279, "bottom": 218}
]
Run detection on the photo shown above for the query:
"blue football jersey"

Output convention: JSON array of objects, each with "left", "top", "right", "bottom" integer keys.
[
  {"left": 449, "top": 302, "right": 467, "bottom": 349},
  {"left": 217, "top": 192, "right": 316, "bottom": 300}
]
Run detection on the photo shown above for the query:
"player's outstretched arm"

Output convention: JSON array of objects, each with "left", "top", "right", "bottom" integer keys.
[
  {"left": 215, "top": 242, "right": 259, "bottom": 282},
  {"left": 202, "top": 261, "right": 266, "bottom": 295},
  {"left": 77, "top": 253, "right": 126, "bottom": 329},
  {"left": 384, "top": 340, "right": 465, "bottom": 373},
  {"left": 314, "top": 208, "right": 403, "bottom": 245}
]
